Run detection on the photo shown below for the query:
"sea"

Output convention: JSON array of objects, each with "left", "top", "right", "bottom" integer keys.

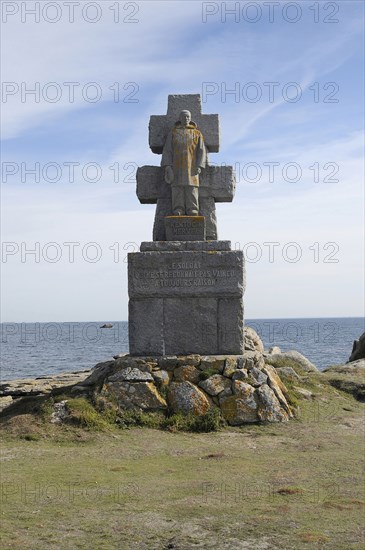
[{"left": 0, "top": 318, "right": 364, "bottom": 382}]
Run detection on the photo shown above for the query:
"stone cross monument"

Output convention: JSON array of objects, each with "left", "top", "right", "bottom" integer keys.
[
  {"left": 136, "top": 94, "right": 236, "bottom": 240},
  {"left": 128, "top": 94, "right": 245, "bottom": 356}
]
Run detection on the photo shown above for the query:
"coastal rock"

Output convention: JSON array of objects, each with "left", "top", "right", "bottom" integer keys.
[
  {"left": 107, "top": 368, "right": 153, "bottom": 383},
  {"left": 323, "top": 358, "right": 365, "bottom": 375},
  {"left": 256, "top": 384, "right": 289, "bottom": 422},
  {"left": 167, "top": 382, "right": 211, "bottom": 416},
  {"left": 220, "top": 383, "right": 259, "bottom": 424},
  {"left": 267, "top": 346, "right": 281, "bottom": 355},
  {"left": 100, "top": 323, "right": 113, "bottom": 328},
  {"left": 0, "top": 370, "right": 92, "bottom": 397},
  {"left": 152, "top": 370, "right": 170, "bottom": 386},
  {"left": 232, "top": 369, "right": 249, "bottom": 381},
  {"left": 275, "top": 366, "right": 302, "bottom": 382},
  {"left": 102, "top": 381, "right": 167, "bottom": 410},
  {"left": 265, "top": 351, "right": 318, "bottom": 373},
  {"left": 244, "top": 326, "right": 264, "bottom": 353},
  {"left": 82, "top": 361, "right": 115, "bottom": 387},
  {"left": 222, "top": 357, "right": 237, "bottom": 378},
  {"left": 199, "top": 374, "right": 231, "bottom": 396},
  {"left": 199, "top": 356, "right": 226, "bottom": 373},
  {"left": 349, "top": 332, "right": 365, "bottom": 362},
  {"left": 0, "top": 396, "right": 13, "bottom": 412},
  {"left": 157, "top": 355, "right": 201, "bottom": 370},
  {"left": 263, "top": 365, "right": 292, "bottom": 416},
  {"left": 293, "top": 386, "right": 313, "bottom": 399},
  {"left": 246, "top": 367, "right": 268, "bottom": 387},
  {"left": 114, "top": 356, "right": 158, "bottom": 370},
  {"left": 174, "top": 365, "right": 201, "bottom": 384},
  {"left": 50, "top": 400, "right": 70, "bottom": 423},
  {"left": 322, "top": 359, "right": 365, "bottom": 401}
]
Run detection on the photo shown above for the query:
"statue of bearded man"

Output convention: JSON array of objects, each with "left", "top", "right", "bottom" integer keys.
[{"left": 161, "top": 109, "right": 207, "bottom": 216}]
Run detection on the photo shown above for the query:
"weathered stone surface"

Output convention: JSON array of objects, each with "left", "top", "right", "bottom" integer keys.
[
  {"left": 275, "top": 366, "right": 302, "bottom": 381},
  {"left": 152, "top": 370, "right": 170, "bottom": 386},
  {"left": 324, "top": 358, "right": 365, "bottom": 374},
  {"left": 50, "top": 400, "right": 70, "bottom": 424},
  {"left": 0, "top": 396, "right": 13, "bottom": 412},
  {"left": 82, "top": 361, "right": 115, "bottom": 387},
  {"left": 137, "top": 95, "right": 236, "bottom": 241},
  {"left": 103, "top": 381, "right": 167, "bottom": 411},
  {"left": 232, "top": 369, "right": 249, "bottom": 381},
  {"left": 165, "top": 216, "right": 205, "bottom": 242},
  {"left": 263, "top": 365, "right": 292, "bottom": 416},
  {"left": 349, "top": 332, "right": 365, "bottom": 362},
  {"left": 199, "top": 356, "right": 226, "bottom": 373},
  {"left": 218, "top": 298, "right": 244, "bottom": 354},
  {"left": 237, "top": 351, "right": 264, "bottom": 371},
  {"left": 157, "top": 355, "right": 201, "bottom": 370},
  {"left": 0, "top": 354, "right": 296, "bottom": 423},
  {"left": 114, "top": 356, "right": 158, "bottom": 369},
  {"left": 293, "top": 386, "right": 313, "bottom": 399},
  {"left": 129, "top": 298, "right": 164, "bottom": 356},
  {"left": 140, "top": 241, "right": 231, "bottom": 252},
  {"left": 0, "top": 370, "right": 92, "bottom": 397},
  {"left": 167, "top": 382, "right": 211, "bottom": 416},
  {"left": 246, "top": 367, "right": 268, "bottom": 387},
  {"left": 174, "top": 365, "right": 201, "bottom": 384},
  {"left": 128, "top": 250, "right": 244, "bottom": 299},
  {"left": 268, "top": 346, "right": 281, "bottom": 355},
  {"left": 108, "top": 368, "right": 153, "bottom": 383},
  {"left": 265, "top": 351, "right": 318, "bottom": 372},
  {"left": 244, "top": 326, "right": 264, "bottom": 353},
  {"left": 322, "top": 359, "right": 365, "bottom": 401},
  {"left": 199, "top": 374, "right": 231, "bottom": 396},
  {"left": 163, "top": 297, "right": 218, "bottom": 355},
  {"left": 256, "top": 384, "right": 289, "bottom": 422},
  {"left": 222, "top": 357, "right": 237, "bottom": 378},
  {"left": 220, "top": 385, "right": 259, "bottom": 424}
]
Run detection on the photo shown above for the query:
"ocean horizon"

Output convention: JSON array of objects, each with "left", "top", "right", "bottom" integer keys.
[{"left": 1, "top": 317, "right": 364, "bottom": 382}]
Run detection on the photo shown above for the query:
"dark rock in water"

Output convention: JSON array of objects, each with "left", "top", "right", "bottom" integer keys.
[
  {"left": 100, "top": 323, "right": 113, "bottom": 328},
  {"left": 349, "top": 332, "right": 365, "bottom": 362}
]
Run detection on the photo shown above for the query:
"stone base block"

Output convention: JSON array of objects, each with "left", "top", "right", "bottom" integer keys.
[
  {"left": 128, "top": 244, "right": 245, "bottom": 356},
  {"left": 129, "top": 296, "right": 244, "bottom": 356}
]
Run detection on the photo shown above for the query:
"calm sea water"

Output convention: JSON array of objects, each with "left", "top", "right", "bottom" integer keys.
[{"left": 0, "top": 318, "right": 364, "bottom": 381}]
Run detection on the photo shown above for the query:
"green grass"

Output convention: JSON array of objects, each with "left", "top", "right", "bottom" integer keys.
[{"left": 1, "top": 376, "right": 364, "bottom": 549}]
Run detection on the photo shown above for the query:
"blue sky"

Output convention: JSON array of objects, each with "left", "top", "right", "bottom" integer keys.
[{"left": 1, "top": 0, "right": 364, "bottom": 321}]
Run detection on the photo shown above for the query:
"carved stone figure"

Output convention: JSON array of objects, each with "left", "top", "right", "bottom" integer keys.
[{"left": 161, "top": 110, "right": 207, "bottom": 216}]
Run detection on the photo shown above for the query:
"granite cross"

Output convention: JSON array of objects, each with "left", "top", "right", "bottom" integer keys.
[{"left": 136, "top": 94, "right": 236, "bottom": 240}]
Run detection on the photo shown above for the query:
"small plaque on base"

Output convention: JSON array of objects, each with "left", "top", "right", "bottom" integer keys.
[{"left": 165, "top": 216, "right": 206, "bottom": 241}]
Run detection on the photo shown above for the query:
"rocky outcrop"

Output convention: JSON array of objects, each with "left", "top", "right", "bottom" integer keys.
[
  {"left": 244, "top": 326, "right": 264, "bottom": 353},
  {"left": 0, "top": 352, "right": 295, "bottom": 425},
  {"left": 264, "top": 350, "right": 318, "bottom": 373},
  {"left": 323, "top": 358, "right": 365, "bottom": 401},
  {"left": 349, "top": 332, "right": 365, "bottom": 362},
  {"left": 168, "top": 382, "right": 211, "bottom": 416},
  {"left": 0, "top": 370, "right": 92, "bottom": 411}
]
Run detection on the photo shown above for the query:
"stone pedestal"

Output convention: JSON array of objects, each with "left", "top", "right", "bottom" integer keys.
[{"left": 128, "top": 241, "right": 245, "bottom": 356}]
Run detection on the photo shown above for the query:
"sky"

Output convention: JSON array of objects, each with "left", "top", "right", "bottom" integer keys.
[{"left": 1, "top": 0, "right": 364, "bottom": 322}]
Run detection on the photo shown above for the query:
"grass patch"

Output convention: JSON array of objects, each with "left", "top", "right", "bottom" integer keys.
[
  {"left": 1, "top": 380, "right": 364, "bottom": 550},
  {"left": 163, "top": 408, "right": 222, "bottom": 433},
  {"left": 115, "top": 407, "right": 222, "bottom": 433},
  {"left": 66, "top": 397, "right": 114, "bottom": 431}
]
